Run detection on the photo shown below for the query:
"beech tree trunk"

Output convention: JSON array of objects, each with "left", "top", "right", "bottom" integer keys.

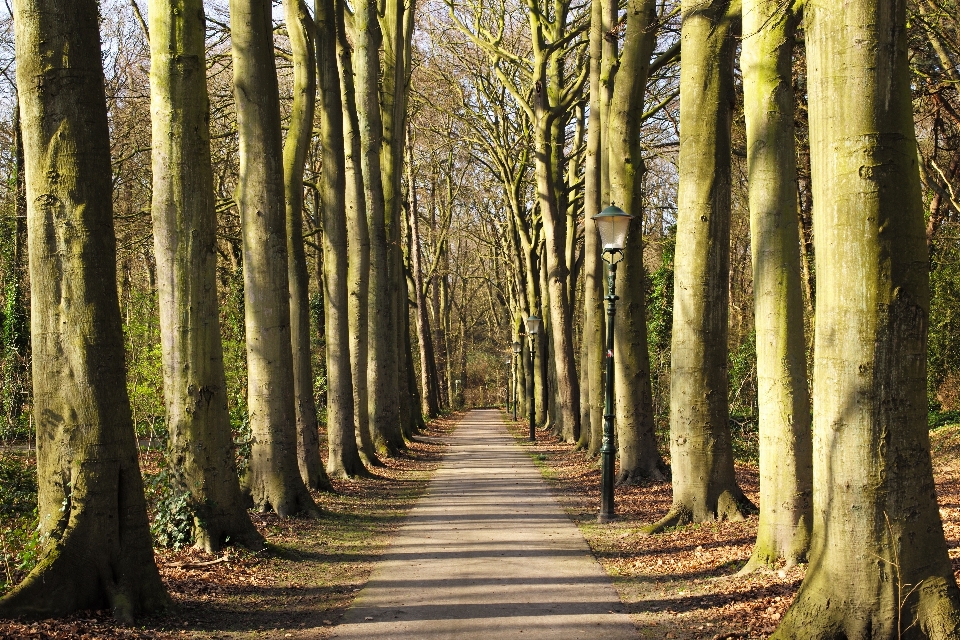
[
  {"left": 314, "top": 0, "right": 366, "bottom": 478},
  {"left": 230, "top": 0, "right": 318, "bottom": 516},
  {"left": 149, "top": 0, "right": 265, "bottom": 551},
  {"left": 354, "top": 0, "right": 403, "bottom": 456},
  {"left": 577, "top": 0, "right": 603, "bottom": 453},
  {"left": 740, "top": 0, "right": 811, "bottom": 571},
  {"left": 0, "top": 0, "right": 168, "bottom": 619},
  {"left": 608, "top": 0, "right": 669, "bottom": 484},
  {"left": 772, "top": 1, "right": 960, "bottom": 636},
  {"left": 645, "top": 0, "right": 753, "bottom": 533},
  {"left": 282, "top": 0, "right": 332, "bottom": 492},
  {"left": 335, "top": 0, "right": 379, "bottom": 468}
]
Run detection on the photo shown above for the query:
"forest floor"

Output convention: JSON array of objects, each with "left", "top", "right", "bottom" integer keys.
[
  {"left": 505, "top": 416, "right": 960, "bottom": 639},
  {"left": 0, "top": 413, "right": 462, "bottom": 640},
  {"left": 3, "top": 413, "right": 960, "bottom": 639}
]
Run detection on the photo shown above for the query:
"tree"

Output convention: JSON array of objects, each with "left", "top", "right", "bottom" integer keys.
[
  {"left": 608, "top": 0, "right": 670, "bottom": 484},
  {"left": 739, "top": 0, "right": 811, "bottom": 570},
  {"left": 315, "top": 0, "right": 367, "bottom": 478},
  {"left": 772, "top": 0, "right": 960, "bottom": 634},
  {"left": 354, "top": 0, "right": 405, "bottom": 456},
  {"left": 282, "top": 0, "right": 334, "bottom": 491},
  {"left": 0, "top": 0, "right": 168, "bottom": 619},
  {"left": 149, "top": 0, "right": 265, "bottom": 551},
  {"left": 644, "top": 0, "right": 754, "bottom": 533},
  {"left": 230, "top": 0, "right": 319, "bottom": 516}
]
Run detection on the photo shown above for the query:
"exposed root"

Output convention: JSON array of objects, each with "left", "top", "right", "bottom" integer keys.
[
  {"left": 616, "top": 460, "right": 671, "bottom": 486},
  {"left": 640, "top": 505, "right": 692, "bottom": 535}
]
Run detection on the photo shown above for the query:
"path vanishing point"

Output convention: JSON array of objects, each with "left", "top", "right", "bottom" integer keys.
[{"left": 332, "top": 409, "right": 637, "bottom": 639}]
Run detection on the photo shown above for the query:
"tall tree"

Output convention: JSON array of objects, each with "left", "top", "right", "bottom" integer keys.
[
  {"left": 608, "top": 0, "right": 669, "bottom": 484},
  {"left": 335, "top": 0, "right": 379, "bottom": 468},
  {"left": 773, "top": 0, "right": 960, "bottom": 634},
  {"left": 315, "top": 0, "right": 367, "bottom": 477},
  {"left": 230, "top": 0, "right": 319, "bottom": 516},
  {"left": 645, "top": 0, "right": 753, "bottom": 533},
  {"left": 0, "top": 0, "right": 168, "bottom": 619},
  {"left": 355, "top": 0, "right": 404, "bottom": 456},
  {"left": 282, "top": 0, "right": 333, "bottom": 491},
  {"left": 149, "top": 0, "right": 265, "bottom": 551},
  {"left": 739, "top": 0, "right": 811, "bottom": 571}
]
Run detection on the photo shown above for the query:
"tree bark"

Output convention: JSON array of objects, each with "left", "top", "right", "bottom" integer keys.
[
  {"left": 354, "top": 0, "right": 403, "bottom": 456},
  {"left": 772, "top": 0, "right": 960, "bottom": 635},
  {"left": 149, "top": 0, "right": 266, "bottom": 552},
  {"left": 283, "top": 0, "right": 333, "bottom": 492},
  {"left": 645, "top": 0, "right": 753, "bottom": 533},
  {"left": 335, "top": 0, "right": 379, "bottom": 469},
  {"left": 609, "top": 0, "right": 669, "bottom": 485},
  {"left": 0, "top": 0, "right": 168, "bottom": 619},
  {"left": 230, "top": 0, "right": 319, "bottom": 516},
  {"left": 578, "top": 0, "right": 603, "bottom": 453},
  {"left": 315, "top": 0, "right": 366, "bottom": 478},
  {"left": 740, "top": 0, "right": 811, "bottom": 571}
]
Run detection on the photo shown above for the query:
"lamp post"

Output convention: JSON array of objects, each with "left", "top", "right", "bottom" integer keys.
[
  {"left": 525, "top": 315, "right": 541, "bottom": 441},
  {"left": 512, "top": 341, "right": 521, "bottom": 422},
  {"left": 504, "top": 357, "right": 511, "bottom": 411},
  {"left": 592, "top": 205, "right": 634, "bottom": 524}
]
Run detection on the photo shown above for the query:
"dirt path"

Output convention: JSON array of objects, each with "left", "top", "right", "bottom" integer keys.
[{"left": 332, "top": 409, "right": 637, "bottom": 639}]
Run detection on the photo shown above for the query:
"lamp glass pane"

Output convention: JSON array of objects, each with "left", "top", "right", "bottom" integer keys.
[{"left": 525, "top": 315, "right": 541, "bottom": 334}]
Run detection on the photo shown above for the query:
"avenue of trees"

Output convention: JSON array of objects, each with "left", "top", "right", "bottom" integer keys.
[{"left": 0, "top": 0, "right": 958, "bottom": 635}]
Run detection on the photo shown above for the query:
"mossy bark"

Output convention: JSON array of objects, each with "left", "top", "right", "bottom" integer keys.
[
  {"left": 354, "top": 0, "right": 403, "bottom": 457},
  {"left": 739, "top": 0, "right": 811, "bottom": 572},
  {"left": 149, "top": 0, "right": 265, "bottom": 551},
  {"left": 314, "top": 0, "right": 366, "bottom": 479},
  {"left": 0, "top": 0, "right": 168, "bottom": 620},
  {"left": 335, "top": 2, "right": 379, "bottom": 470},
  {"left": 282, "top": 0, "right": 333, "bottom": 492},
  {"left": 608, "top": 0, "right": 669, "bottom": 485},
  {"left": 230, "top": 0, "right": 319, "bottom": 516},
  {"left": 771, "top": 1, "right": 960, "bottom": 636},
  {"left": 577, "top": 0, "right": 603, "bottom": 454},
  {"left": 645, "top": 0, "right": 754, "bottom": 533}
]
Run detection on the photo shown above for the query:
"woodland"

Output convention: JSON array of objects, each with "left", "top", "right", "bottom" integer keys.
[{"left": 0, "top": 0, "right": 958, "bottom": 637}]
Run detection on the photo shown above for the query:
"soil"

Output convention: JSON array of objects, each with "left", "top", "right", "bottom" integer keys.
[
  {"left": 506, "top": 418, "right": 960, "bottom": 639},
  {"left": 3, "top": 413, "right": 960, "bottom": 639},
  {"left": 0, "top": 414, "right": 460, "bottom": 640}
]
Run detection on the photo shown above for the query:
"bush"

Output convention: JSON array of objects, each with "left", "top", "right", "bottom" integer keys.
[
  {"left": 929, "top": 224, "right": 960, "bottom": 411},
  {"left": 0, "top": 453, "right": 39, "bottom": 591}
]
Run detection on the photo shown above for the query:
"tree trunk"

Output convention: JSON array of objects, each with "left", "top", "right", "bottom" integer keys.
[
  {"left": 315, "top": 0, "right": 366, "bottom": 478},
  {"left": 645, "top": 0, "right": 753, "bottom": 533},
  {"left": 0, "top": 0, "right": 168, "bottom": 619},
  {"left": 740, "top": 0, "right": 811, "bottom": 571},
  {"left": 230, "top": 0, "right": 319, "bottom": 516},
  {"left": 283, "top": 0, "right": 333, "bottom": 492},
  {"left": 354, "top": 0, "right": 403, "bottom": 456},
  {"left": 533, "top": 100, "right": 580, "bottom": 442},
  {"left": 578, "top": 0, "right": 603, "bottom": 453},
  {"left": 407, "top": 132, "right": 441, "bottom": 418},
  {"left": 335, "top": 0, "right": 379, "bottom": 469},
  {"left": 608, "top": 0, "right": 668, "bottom": 484},
  {"left": 149, "top": 0, "right": 265, "bottom": 552},
  {"left": 772, "top": 1, "right": 960, "bottom": 635}
]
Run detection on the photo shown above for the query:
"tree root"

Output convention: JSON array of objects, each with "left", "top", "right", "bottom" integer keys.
[{"left": 616, "top": 460, "right": 671, "bottom": 486}]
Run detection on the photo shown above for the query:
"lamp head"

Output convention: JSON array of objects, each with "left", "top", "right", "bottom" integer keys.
[
  {"left": 592, "top": 205, "right": 634, "bottom": 253},
  {"left": 525, "top": 315, "right": 541, "bottom": 335},
  {"left": 512, "top": 341, "right": 522, "bottom": 353}
]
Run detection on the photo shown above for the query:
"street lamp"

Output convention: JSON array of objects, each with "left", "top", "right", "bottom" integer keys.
[
  {"left": 525, "top": 315, "right": 541, "bottom": 441},
  {"left": 504, "top": 357, "right": 511, "bottom": 411},
  {"left": 512, "top": 341, "right": 522, "bottom": 422},
  {"left": 592, "top": 204, "right": 633, "bottom": 524}
]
